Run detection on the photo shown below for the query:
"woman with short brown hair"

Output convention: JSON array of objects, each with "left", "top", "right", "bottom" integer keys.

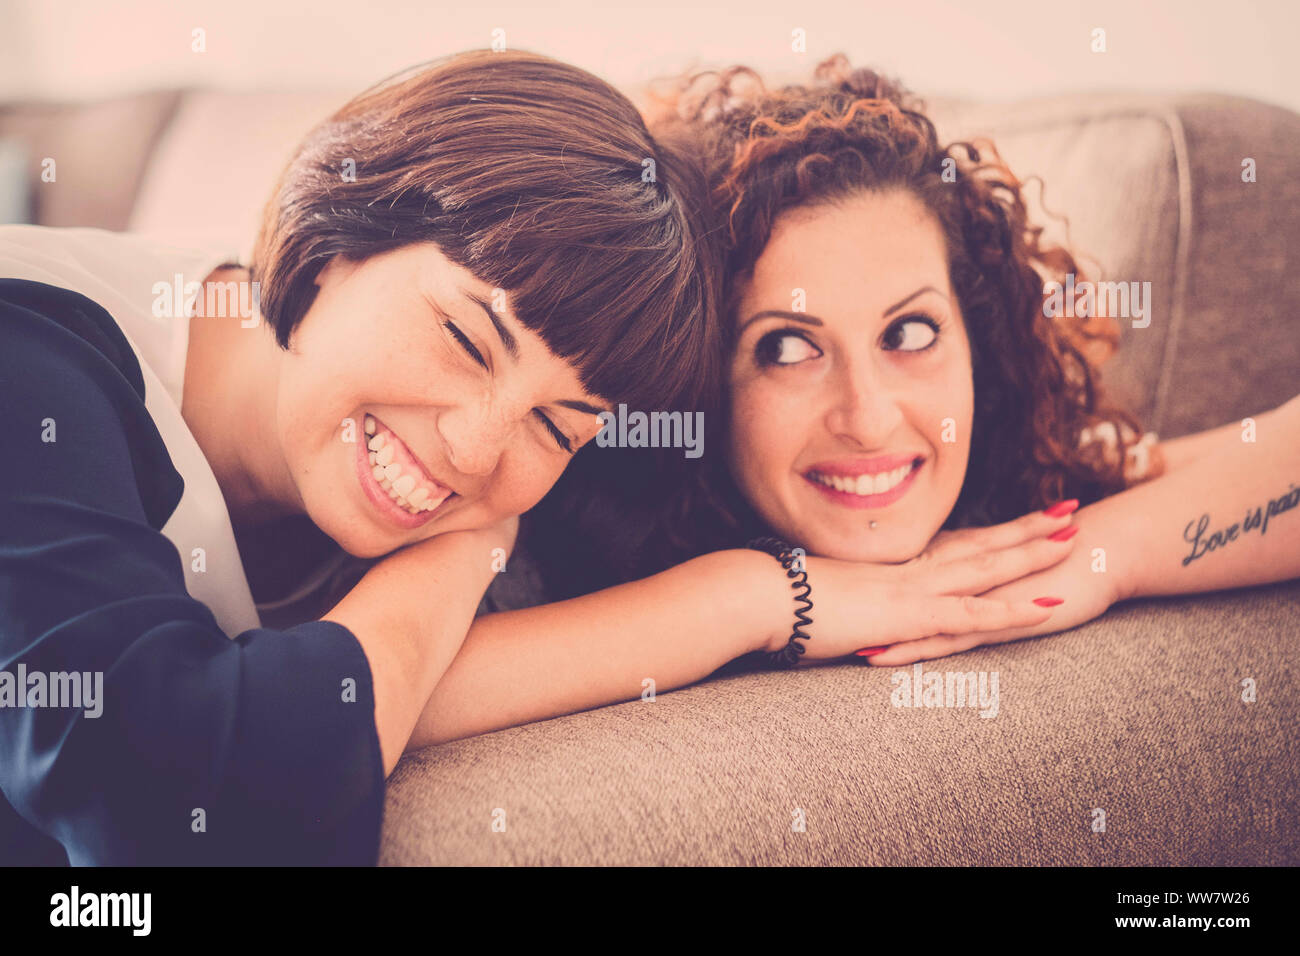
[{"left": 0, "top": 48, "right": 722, "bottom": 864}]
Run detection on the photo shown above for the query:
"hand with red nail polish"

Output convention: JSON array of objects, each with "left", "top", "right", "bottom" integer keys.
[
  {"left": 770, "top": 499, "right": 1094, "bottom": 663},
  {"left": 859, "top": 500, "right": 1123, "bottom": 666},
  {"left": 800, "top": 498, "right": 1097, "bottom": 665}
]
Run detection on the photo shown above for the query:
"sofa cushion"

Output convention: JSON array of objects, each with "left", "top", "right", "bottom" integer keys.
[
  {"left": 0, "top": 90, "right": 181, "bottom": 230},
  {"left": 927, "top": 92, "right": 1300, "bottom": 436},
  {"left": 381, "top": 577, "right": 1299, "bottom": 865},
  {"left": 127, "top": 90, "right": 351, "bottom": 258}
]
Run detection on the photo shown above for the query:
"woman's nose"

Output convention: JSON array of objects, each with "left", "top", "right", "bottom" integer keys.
[
  {"left": 437, "top": 403, "right": 513, "bottom": 477},
  {"left": 823, "top": 364, "right": 904, "bottom": 448}
]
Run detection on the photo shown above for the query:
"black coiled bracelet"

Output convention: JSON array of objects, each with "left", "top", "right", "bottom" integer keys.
[{"left": 746, "top": 536, "right": 814, "bottom": 668}]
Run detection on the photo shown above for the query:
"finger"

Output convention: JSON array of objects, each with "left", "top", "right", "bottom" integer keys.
[
  {"left": 932, "top": 533, "right": 1078, "bottom": 596},
  {"left": 861, "top": 632, "right": 984, "bottom": 666},
  {"left": 900, "top": 594, "right": 1057, "bottom": 641},
  {"left": 929, "top": 500, "right": 1079, "bottom": 563}
]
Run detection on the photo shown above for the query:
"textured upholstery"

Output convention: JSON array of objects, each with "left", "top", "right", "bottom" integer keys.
[
  {"left": 927, "top": 93, "right": 1300, "bottom": 435},
  {"left": 383, "top": 579, "right": 1299, "bottom": 866}
]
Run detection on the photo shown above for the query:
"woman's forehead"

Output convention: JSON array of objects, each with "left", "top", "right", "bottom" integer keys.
[{"left": 741, "top": 197, "right": 950, "bottom": 313}]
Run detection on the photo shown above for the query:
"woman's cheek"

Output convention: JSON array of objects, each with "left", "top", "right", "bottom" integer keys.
[{"left": 490, "top": 453, "right": 563, "bottom": 518}]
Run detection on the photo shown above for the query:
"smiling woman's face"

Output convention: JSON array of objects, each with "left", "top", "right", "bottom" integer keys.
[
  {"left": 727, "top": 188, "right": 974, "bottom": 562},
  {"left": 275, "top": 242, "right": 609, "bottom": 558}
]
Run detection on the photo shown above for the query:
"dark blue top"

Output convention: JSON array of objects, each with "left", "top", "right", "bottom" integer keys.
[{"left": 0, "top": 279, "right": 385, "bottom": 865}]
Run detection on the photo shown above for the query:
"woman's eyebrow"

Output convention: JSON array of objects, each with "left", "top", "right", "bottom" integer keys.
[
  {"left": 737, "top": 310, "right": 824, "bottom": 334},
  {"left": 738, "top": 285, "right": 947, "bottom": 334},
  {"left": 464, "top": 291, "right": 519, "bottom": 361},
  {"left": 558, "top": 398, "right": 609, "bottom": 416},
  {"left": 884, "top": 285, "right": 946, "bottom": 316}
]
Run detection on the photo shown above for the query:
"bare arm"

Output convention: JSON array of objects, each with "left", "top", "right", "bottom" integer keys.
[
  {"left": 1118, "top": 395, "right": 1300, "bottom": 601},
  {"left": 407, "top": 549, "right": 785, "bottom": 749},
  {"left": 322, "top": 520, "right": 514, "bottom": 776},
  {"left": 862, "top": 395, "right": 1300, "bottom": 666},
  {"left": 408, "top": 509, "right": 1080, "bottom": 748}
]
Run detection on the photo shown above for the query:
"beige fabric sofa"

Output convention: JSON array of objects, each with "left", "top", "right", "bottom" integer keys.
[{"left": 3, "top": 85, "right": 1296, "bottom": 865}]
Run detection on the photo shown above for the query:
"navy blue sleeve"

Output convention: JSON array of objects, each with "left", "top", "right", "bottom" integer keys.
[{"left": 0, "top": 280, "right": 385, "bottom": 865}]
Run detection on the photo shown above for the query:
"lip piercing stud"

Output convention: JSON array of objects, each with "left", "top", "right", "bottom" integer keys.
[{"left": 869, "top": 521, "right": 878, "bottom": 529}]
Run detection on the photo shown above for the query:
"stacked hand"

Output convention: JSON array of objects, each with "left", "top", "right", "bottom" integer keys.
[
  {"left": 856, "top": 499, "right": 1121, "bottom": 665},
  {"left": 774, "top": 501, "right": 1097, "bottom": 664}
]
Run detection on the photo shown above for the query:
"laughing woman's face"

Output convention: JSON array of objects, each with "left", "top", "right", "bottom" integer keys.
[
  {"left": 274, "top": 243, "right": 609, "bottom": 558},
  {"left": 727, "top": 189, "right": 974, "bottom": 563}
]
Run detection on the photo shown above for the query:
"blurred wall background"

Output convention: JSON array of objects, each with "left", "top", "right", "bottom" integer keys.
[{"left": 1, "top": 0, "right": 1297, "bottom": 110}]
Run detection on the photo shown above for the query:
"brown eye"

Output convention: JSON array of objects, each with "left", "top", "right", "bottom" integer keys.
[
  {"left": 755, "top": 330, "right": 823, "bottom": 367},
  {"left": 882, "top": 316, "right": 940, "bottom": 352}
]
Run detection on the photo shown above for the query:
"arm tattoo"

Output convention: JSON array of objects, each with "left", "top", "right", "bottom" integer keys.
[{"left": 1182, "top": 481, "right": 1299, "bottom": 566}]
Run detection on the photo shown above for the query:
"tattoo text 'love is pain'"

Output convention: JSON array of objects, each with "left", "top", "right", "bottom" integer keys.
[{"left": 1182, "top": 481, "right": 1299, "bottom": 566}]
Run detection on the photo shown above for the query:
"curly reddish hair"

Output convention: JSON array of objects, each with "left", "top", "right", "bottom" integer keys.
[
  {"left": 641, "top": 53, "right": 1164, "bottom": 542},
  {"left": 525, "top": 55, "right": 1167, "bottom": 598}
]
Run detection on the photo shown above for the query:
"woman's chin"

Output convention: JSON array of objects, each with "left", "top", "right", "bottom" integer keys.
[
  {"left": 792, "top": 524, "right": 927, "bottom": 564},
  {"left": 820, "top": 539, "right": 918, "bottom": 564}
]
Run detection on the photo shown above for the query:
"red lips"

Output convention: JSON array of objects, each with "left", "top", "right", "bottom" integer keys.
[{"left": 805, "top": 453, "right": 922, "bottom": 478}]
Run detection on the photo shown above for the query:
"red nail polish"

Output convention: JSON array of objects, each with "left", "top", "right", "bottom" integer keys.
[
  {"left": 855, "top": 646, "right": 890, "bottom": 656},
  {"left": 1047, "top": 525, "right": 1079, "bottom": 542},
  {"left": 1033, "top": 596, "right": 1065, "bottom": 607},
  {"left": 1043, "top": 499, "right": 1079, "bottom": 518}
]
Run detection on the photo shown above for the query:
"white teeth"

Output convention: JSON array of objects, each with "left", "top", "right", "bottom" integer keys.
[
  {"left": 814, "top": 462, "right": 914, "bottom": 497},
  {"left": 361, "top": 418, "right": 454, "bottom": 517},
  {"left": 392, "top": 486, "right": 447, "bottom": 516}
]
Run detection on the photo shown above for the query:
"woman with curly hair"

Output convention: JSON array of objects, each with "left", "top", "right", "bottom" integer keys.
[
  {"left": 404, "top": 55, "right": 1299, "bottom": 747},
  {"left": 640, "top": 54, "right": 1299, "bottom": 669}
]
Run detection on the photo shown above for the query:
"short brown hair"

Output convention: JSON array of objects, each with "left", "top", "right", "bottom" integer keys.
[{"left": 251, "top": 49, "right": 721, "bottom": 412}]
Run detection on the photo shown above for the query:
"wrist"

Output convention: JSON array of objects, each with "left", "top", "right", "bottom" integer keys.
[
  {"left": 1082, "top": 497, "right": 1142, "bottom": 604},
  {"left": 719, "top": 548, "right": 800, "bottom": 655}
]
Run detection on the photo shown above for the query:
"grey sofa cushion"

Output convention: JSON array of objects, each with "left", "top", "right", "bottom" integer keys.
[
  {"left": 382, "top": 91, "right": 1300, "bottom": 866},
  {"left": 927, "top": 92, "right": 1300, "bottom": 436},
  {"left": 0, "top": 90, "right": 181, "bottom": 230},
  {"left": 382, "top": 578, "right": 1299, "bottom": 865}
]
